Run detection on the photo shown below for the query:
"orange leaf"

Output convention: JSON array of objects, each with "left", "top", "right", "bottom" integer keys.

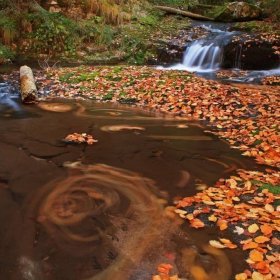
[
  {"left": 157, "top": 263, "right": 173, "bottom": 275},
  {"left": 190, "top": 218, "right": 205, "bottom": 228},
  {"left": 254, "top": 236, "right": 270, "bottom": 244},
  {"left": 224, "top": 243, "right": 237, "bottom": 249},
  {"left": 271, "top": 237, "right": 280, "bottom": 245},
  {"left": 217, "top": 219, "right": 228, "bottom": 230},
  {"left": 260, "top": 224, "right": 273, "bottom": 235},
  {"left": 255, "top": 261, "right": 270, "bottom": 274},
  {"left": 243, "top": 241, "right": 258, "bottom": 250},
  {"left": 249, "top": 249, "right": 264, "bottom": 262}
]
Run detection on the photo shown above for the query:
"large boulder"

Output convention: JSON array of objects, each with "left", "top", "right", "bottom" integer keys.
[{"left": 215, "top": 2, "right": 262, "bottom": 22}]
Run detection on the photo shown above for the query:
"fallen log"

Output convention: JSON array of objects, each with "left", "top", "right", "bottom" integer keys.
[
  {"left": 195, "top": 4, "right": 218, "bottom": 8},
  {"left": 19, "top": 65, "right": 38, "bottom": 104},
  {"left": 154, "top": 5, "right": 214, "bottom": 21}
]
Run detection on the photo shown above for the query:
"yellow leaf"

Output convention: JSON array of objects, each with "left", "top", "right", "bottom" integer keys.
[
  {"left": 208, "top": 215, "right": 217, "bottom": 222},
  {"left": 248, "top": 223, "right": 259, "bottom": 233},
  {"left": 219, "top": 238, "right": 231, "bottom": 244},
  {"left": 264, "top": 204, "right": 274, "bottom": 213},
  {"left": 209, "top": 240, "right": 226, "bottom": 249},
  {"left": 252, "top": 271, "right": 265, "bottom": 280},
  {"left": 235, "top": 273, "right": 247, "bottom": 280}
]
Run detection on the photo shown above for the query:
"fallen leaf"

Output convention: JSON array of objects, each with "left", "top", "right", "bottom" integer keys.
[
  {"left": 250, "top": 249, "right": 264, "bottom": 262},
  {"left": 190, "top": 218, "right": 205, "bottom": 228},
  {"left": 254, "top": 236, "right": 270, "bottom": 244},
  {"left": 243, "top": 241, "right": 259, "bottom": 250},
  {"left": 157, "top": 263, "right": 173, "bottom": 275},
  {"left": 235, "top": 273, "right": 247, "bottom": 280},
  {"left": 260, "top": 224, "right": 273, "bottom": 235},
  {"left": 248, "top": 223, "right": 259, "bottom": 233},
  {"left": 209, "top": 240, "right": 226, "bottom": 249}
]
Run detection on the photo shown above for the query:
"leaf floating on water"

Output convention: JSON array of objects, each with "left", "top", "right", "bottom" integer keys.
[
  {"left": 62, "top": 133, "right": 98, "bottom": 145},
  {"left": 195, "top": 183, "right": 208, "bottom": 191},
  {"left": 209, "top": 240, "right": 226, "bottom": 249},
  {"left": 101, "top": 125, "right": 145, "bottom": 132},
  {"left": 152, "top": 263, "right": 180, "bottom": 280},
  {"left": 152, "top": 150, "right": 163, "bottom": 157},
  {"left": 190, "top": 218, "right": 205, "bottom": 228}
]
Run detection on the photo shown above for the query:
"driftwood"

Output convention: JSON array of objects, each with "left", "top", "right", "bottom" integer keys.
[
  {"left": 155, "top": 5, "right": 214, "bottom": 21},
  {"left": 19, "top": 65, "right": 38, "bottom": 103}
]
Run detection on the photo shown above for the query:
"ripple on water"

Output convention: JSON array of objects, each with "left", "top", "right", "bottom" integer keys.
[{"left": 37, "top": 102, "right": 73, "bottom": 112}]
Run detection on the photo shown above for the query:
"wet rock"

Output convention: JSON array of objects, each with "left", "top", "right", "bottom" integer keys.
[
  {"left": 156, "top": 27, "right": 210, "bottom": 64},
  {"left": 215, "top": 2, "right": 262, "bottom": 22},
  {"left": 157, "top": 42, "right": 188, "bottom": 64},
  {"left": 222, "top": 34, "right": 280, "bottom": 70}
]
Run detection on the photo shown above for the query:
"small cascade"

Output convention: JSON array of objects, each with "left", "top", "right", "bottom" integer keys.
[
  {"left": 158, "top": 24, "right": 236, "bottom": 72},
  {"left": 182, "top": 41, "right": 223, "bottom": 71},
  {"left": 234, "top": 44, "right": 243, "bottom": 69}
]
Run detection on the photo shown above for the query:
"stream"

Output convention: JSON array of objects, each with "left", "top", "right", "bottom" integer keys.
[
  {"left": 0, "top": 87, "right": 270, "bottom": 280},
  {"left": 0, "top": 23, "right": 279, "bottom": 280},
  {"left": 159, "top": 23, "right": 280, "bottom": 84}
]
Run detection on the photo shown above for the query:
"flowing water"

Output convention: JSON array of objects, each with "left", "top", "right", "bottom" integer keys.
[
  {"left": 159, "top": 24, "right": 280, "bottom": 83},
  {"left": 0, "top": 75, "right": 270, "bottom": 280},
  {"left": 159, "top": 25, "right": 236, "bottom": 72}
]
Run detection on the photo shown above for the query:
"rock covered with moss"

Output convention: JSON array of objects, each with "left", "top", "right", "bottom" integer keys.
[{"left": 215, "top": 2, "right": 262, "bottom": 22}]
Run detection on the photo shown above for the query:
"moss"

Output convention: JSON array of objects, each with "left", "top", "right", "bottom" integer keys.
[
  {"left": 102, "top": 92, "right": 114, "bottom": 101},
  {"left": 252, "top": 180, "right": 280, "bottom": 195},
  {"left": 0, "top": 43, "right": 15, "bottom": 63}
]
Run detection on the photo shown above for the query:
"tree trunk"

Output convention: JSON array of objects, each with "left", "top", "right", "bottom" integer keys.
[
  {"left": 154, "top": 5, "right": 214, "bottom": 21},
  {"left": 19, "top": 66, "right": 38, "bottom": 104}
]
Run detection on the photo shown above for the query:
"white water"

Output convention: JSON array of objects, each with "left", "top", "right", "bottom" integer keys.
[
  {"left": 158, "top": 25, "right": 227, "bottom": 72},
  {"left": 158, "top": 40, "right": 223, "bottom": 73},
  {"left": 157, "top": 24, "right": 280, "bottom": 80},
  {"left": 182, "top": 42, "right": 222, "bottom": 71}
]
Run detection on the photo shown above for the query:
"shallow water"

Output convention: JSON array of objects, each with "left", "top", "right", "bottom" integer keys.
[{"left": 0, "top": 87, "right": 270, "bottom": 279}]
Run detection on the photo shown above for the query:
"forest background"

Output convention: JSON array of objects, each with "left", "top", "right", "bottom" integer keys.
[{"left": 0, "top": 0, "right": 279, "bottom": 65}]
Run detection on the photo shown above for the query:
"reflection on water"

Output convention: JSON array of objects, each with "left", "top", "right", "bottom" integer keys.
[
  {"left": 0, "top": 97, "right": 264, "bottom": 279},
  {"left": 37, "top": 102, "right": 73, "bottom": 112},
  {"left": 101, "top": 125, "right": 145, "bottom": 132},
  {"left": 23, "top": 162, "right": 232, "bottom": 280},
  {"left": 25, "top": 162, "right": 174, "bottom": 279}
]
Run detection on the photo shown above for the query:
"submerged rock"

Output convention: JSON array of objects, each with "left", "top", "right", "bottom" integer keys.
[{"left": 215, "top": 2, "right": 262, "bottom": 22}]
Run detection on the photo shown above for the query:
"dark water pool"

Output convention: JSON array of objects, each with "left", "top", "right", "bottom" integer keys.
[{"left": 0, "top": 89, "right": 268, "bottom": 279}]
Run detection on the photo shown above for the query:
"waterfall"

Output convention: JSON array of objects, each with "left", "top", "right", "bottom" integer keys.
[
  {"left": 234, "top": 44, "right": 242, "bottom": 69},
  {"left": 182, "top": 41, "right": 223, "bottom": 72}
]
